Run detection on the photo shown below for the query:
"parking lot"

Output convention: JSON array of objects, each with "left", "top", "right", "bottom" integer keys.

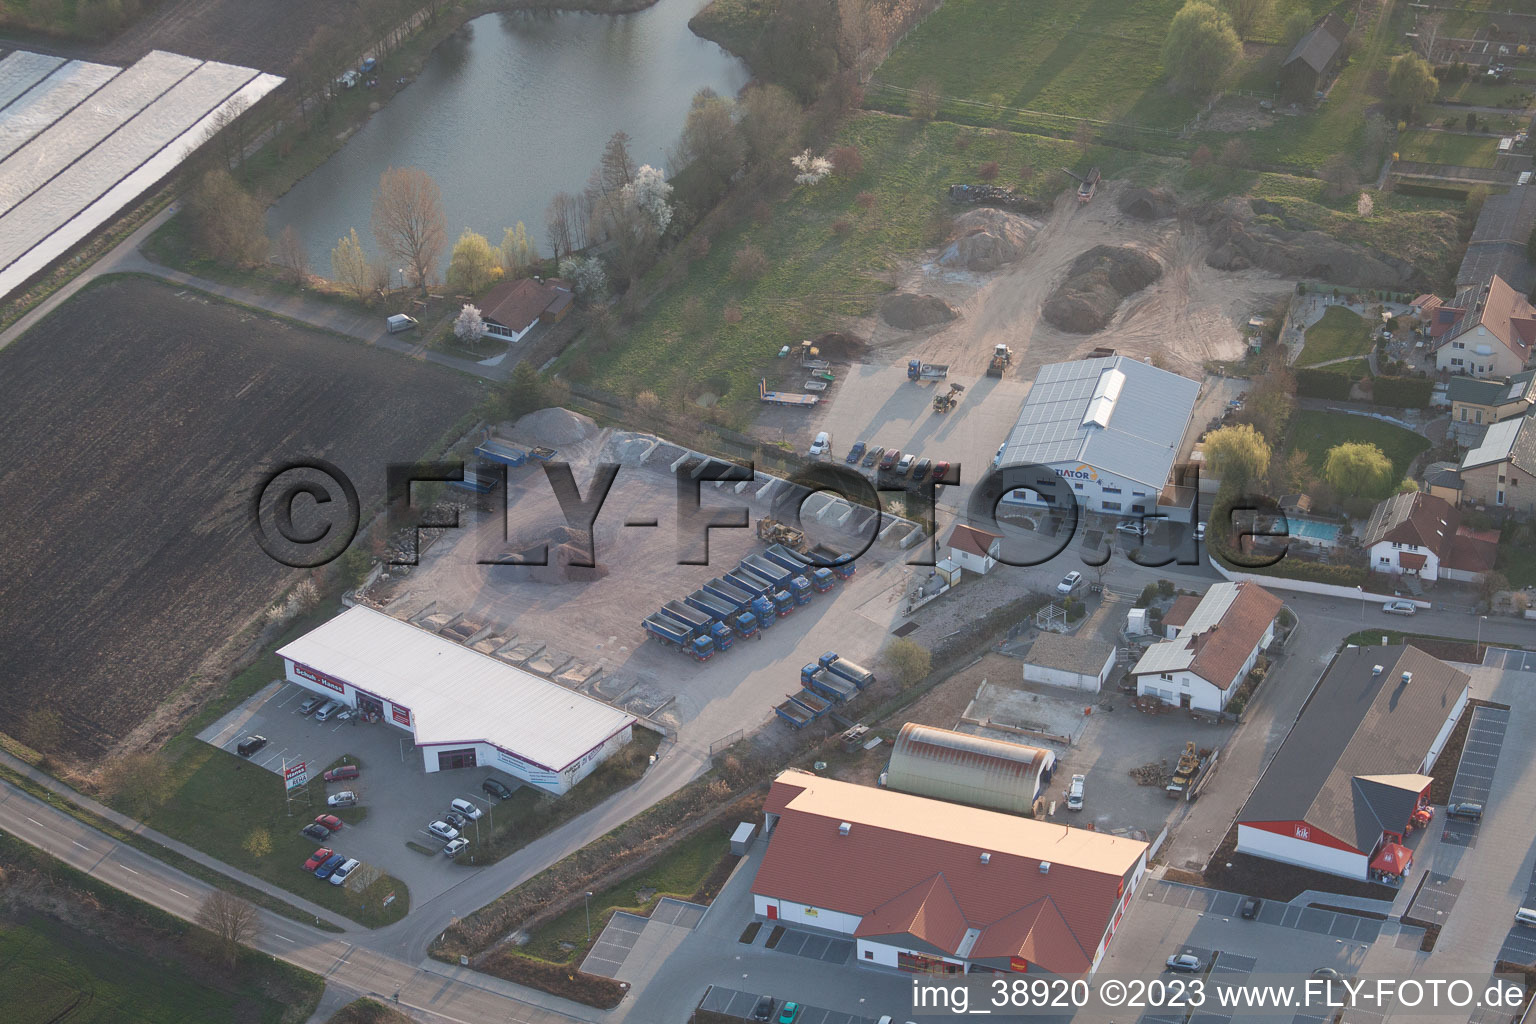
[
  {"left": 1443, "top": 704, "right": 1509, "bottom": 849},
  {"left": 199, "top": 679, "right": 522, "bottom": 902},
  {"left": 1144, "top": 883, "right": 1385, "bottom": 944},
  {"left": 697, "top": 985, "right": 880, "bottom": 1024}
]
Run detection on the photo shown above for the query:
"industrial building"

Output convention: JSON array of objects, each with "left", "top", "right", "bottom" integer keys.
[
  {"left": 1130, "top": 581, "right": 1281, "bottom": 712},
  {"left": 996, "top": 355, "right": 1201, "bottom": 522},
  {"left": 277, "top": 606, "right": 636, "bottom": 795},
  {"left": 1237, "top": 645, "right": 1470, "bottom": 881},
  {"left": 1022, "top": 632, "right": 1116, "bottom": 693},
  {"left": 884, "top": 723, "right": 1056, "bottom": 813},
  {"left": 751, "top": 770, "right": 1147, "bottom": 976}
]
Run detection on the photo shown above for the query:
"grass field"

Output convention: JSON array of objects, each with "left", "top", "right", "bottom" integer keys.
[
  {"left": 1297, "top": 306, "right": 1374, "bottom": 366},
  {"left": 1497, "top": 530, "right": 1536, "bottom": 588},
  {"left": 1286, "top": 410, "right": 1431, "bottom": 486},
  {"left": 566, "top": 113, "right": 1098, "bottom": 422},
  {"left": 0, "top": 276, "right": 480, "bottom": 757},
  {"left": 1435, "top": 77, "right": 1534, "bottom": 109},
  {"left": 325, "top": 998, "right": 414, "bottom": 1024},
  {"left": 518, "top": 826, "right": 734, "bottom": 964},
  {"left": 0, "top": 913, "right": 312, "bottom": 1023},
  {"left": 1396, "top": 130, "right": 1501, "bottom": 168}
]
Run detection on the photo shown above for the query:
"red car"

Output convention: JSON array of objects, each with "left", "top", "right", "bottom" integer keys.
[
  {"left": 878, "top": 448, "right": 901, "bottom": 471},
  {"left": 303, "top": 847, "right": 333, "bottom": 871},
  {"left": 323, "top": 764, "right": 360, "bottom": 782},
  {"left": 314, "top": 814, "right": 343, "bottom": 832},
  {"left": 931, "top": 460, "right": 951, "bottom": 485}
]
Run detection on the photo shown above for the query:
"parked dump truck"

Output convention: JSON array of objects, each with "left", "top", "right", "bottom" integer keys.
[
  {"left": 760, "top": 379, "right": 818, "bottom": 406},
  {"left": 802, "top": 665, "right": 858, "bottom": 703},
  {"left": 757, "top": 517, "right": 807, "bottom": 551},
  {"left": 819, "top": 652, "right": 875, "bottom": 688},
  {"left": 986, "top": 343, "right": 1013, "bottom": 378},
  {"left": 704, "top": 576, "right": 756, "bottom": 609},
  {"left": 775, "top": 699, "right": 813, "bottom": 728},
  {"left": 726, "top": 569, "right": 773, "bottom": 596},
  {"left": 686, "top": 590, "right": 737, "bottom": 622},
  {"left": 732, "top": 611, "right": 761, "bottom": 640},
  {"left": 907, "top": 359, "right": 949, "bottom": 381},
  {"left": 741, "top": 555, "right": 797, "bottom": 589},
  {"left": 689, "top": 635, "right": 716, "bottom": 662},
  {"left": 810, "top": 544, "right": 857, "bottom": 578},
  {"left": 771, "top": 589, "right": 795, "bottom": 617},
  {"left": 763, "top": 543, "right": 812, "bottom": 574},
  {"left": 643, "top": 613, "right": 694, "bottom": 649},
  {"left": 661, "top": 601, "right": 713, "bottom": 633},
  {"left": 750, "top": 594, "right": 777, "bottom": 628},
  {"left": 789, "top": 689, "right": 832, "bottom": 719},
  {"left": 809, "top": 567, "right": 836, "bottom": 592},
  {"left": 789, "top": 576, "right": 813, "bottom": 605},
  {"left": 932, "top": 382, "right": 964, "bottom": 413}
]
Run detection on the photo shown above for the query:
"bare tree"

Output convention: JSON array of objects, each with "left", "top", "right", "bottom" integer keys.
[
  {"left": 197, "top": 890, "right": 261, "bottom": 966},
  {"left": 371, "top": 166, "right": 447, "bottom": 292},
  {"left": 275, "top": 225, "right": 310, "bottom": 286},
  {"left": 1224, "top": 0, "right": 1269, "bottom": 41},
  {"left": 1417, "top": 12, "right": 1444, "bottom": 62},
  {"left": 836, "top": 0, "right": 877, "bottom": 79},
  {"left": 545, "top": 191, "right": 581, "bottom": 266},
  {"left": 331, "top": 228, "right": 374, "bottom": 300},
  {"left": 203, "top": 96, "right": 250, "bottom": 171},
  {"left": 738, "top": 83, "right": 804, "bottom": 174},
  {"left": 186, "top": 170, "right": 268, "bottom": 267}
]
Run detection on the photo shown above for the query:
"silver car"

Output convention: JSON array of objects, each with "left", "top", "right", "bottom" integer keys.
[
  {"left": 1382, "top": 600, "right": 1416, "bottom": 616},
  {"left": 427, "top": 820, "right": 460, "bottom": 842}
]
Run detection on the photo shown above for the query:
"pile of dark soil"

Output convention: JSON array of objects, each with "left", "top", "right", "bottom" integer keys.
[
  {"left": 938, "top": 208, "right": 1038, "bottom": 272},
  {"left": 879, "top": 292, "right": 958, "bottom": 330},
  {"left": 1119, "top": 186, "right": 1178, "bottom": 220},
  {"left": 1041, "top": 245, "right": 1162, "bottom": 334},
  {"left": 808, "top": 330, "right": 869, "bottom": 360},
  {"left": 1201, "top": 198, "right": 1426, "bottom": 290}
]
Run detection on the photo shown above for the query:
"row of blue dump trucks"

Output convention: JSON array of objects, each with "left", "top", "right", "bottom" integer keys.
[
  {"left": 774, "top": 652, "right": 878, "bottom": 728},
  {"left": 641, "top": 543, "right": 857, "bottom": 661}
]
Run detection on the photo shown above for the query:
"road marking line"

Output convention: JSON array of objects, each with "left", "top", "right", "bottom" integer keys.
[
  {"left": 72, "top": 840, "right": 90, "bottom": 850},
  {"left": 24, "top": 816, "right": 43, "bottom": 827},
  {"left": 120, "top": 865, "right": 139, "bottom": 875},
  {"left": 275, "top": 934, "right": 295, "bottom": 943},
  {"left": 167, "top": 887, "right": 190, "bottom": 898}
]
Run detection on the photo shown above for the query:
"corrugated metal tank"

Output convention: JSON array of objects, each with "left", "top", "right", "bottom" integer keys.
[{"left": 884, "top": 723, "right": 1055, "bottom": 814}]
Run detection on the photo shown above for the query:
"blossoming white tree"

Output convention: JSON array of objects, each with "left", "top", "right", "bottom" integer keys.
[
  {"left": 791, "top": 149, "right": 833, "bottom": 185},
  {"left": 454, "top": 303, "right": 485, "bottom": 344}
]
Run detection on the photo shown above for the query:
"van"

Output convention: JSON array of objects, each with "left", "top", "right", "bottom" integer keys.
[
  {"left": 236, "top": 735, "right": 268, "bottom": 757},
  {"left": 1516, "top": 908, "right": 1536, "bottom": 927},
  {"left": 314, "top": 700, "right": 344, "bottom": 722},
  {"left": 1067, "top": 774, "right": 1085, "bottom": 811},
  {"left": 386, "top": 313, "right": 418, "bottom": 334},
  {"left": 808, "top": 432, "right": 831, "bottom": 458}
]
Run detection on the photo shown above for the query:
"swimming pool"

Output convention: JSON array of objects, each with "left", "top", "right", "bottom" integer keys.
[{"left": 1288, "top": 517, "right": 1341, "bottom": 544}]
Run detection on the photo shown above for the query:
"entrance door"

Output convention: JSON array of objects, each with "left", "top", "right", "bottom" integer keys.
[
  {"left": 436, "top": 748, "right": 478, "bottom": 771},
  {"left": 1180, "top": 693, "right": 1192, "bottom": 709},
  {"left": 766, "top": 904, "right": 778, "bottom": 921}
]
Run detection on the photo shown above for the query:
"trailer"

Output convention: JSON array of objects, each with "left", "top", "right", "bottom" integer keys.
[
  {"left": 803, "top": 667, "right": 858, "bottom": 704},
  {"left": 907, "top": 359, "right": 949, "bottom": 381},
  {"left": 820, "top": 651, "right": 876, "bottom": 689},
  {"left": 762, "top": 543, "right": 811, "bottom": 575},
  {"left": 661, "top": 601, "right": 713, "bottom": 632},
  {"left": 775, "top": 699, "right": 813, "bottom": 728},
  {"left": 789, "top": 689, "right": 832, "bottom": 719},
  {"left": 727, "top": 569, "right": 772, "bottom": 597},
  {"left": 474, "top": 438, "right": 528, "bottom": 468},
  {"left": 704, "top": 577, "right": 757, "bottom": 609},
  {"left": 643, "top": 613, "right": 694, "bottom": 648},
  {"left": 760, "top": 379, "right": 819, "bottom": 407},
  {"left": 810, "top": 544, "right": 857, "bottom": 578},
  {"left": 686, "top": 590, "right": 737, "bottom": 622},
  {"left": 741, "top": 555, "right": 796, "bottom": 588}
]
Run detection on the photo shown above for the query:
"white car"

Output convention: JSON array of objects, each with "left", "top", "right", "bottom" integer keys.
[
  {"left": 426, "top": 820, "right": 460, "bottom": 842},
  {"left": 1067, "top": 774, "right": 1085, "bottom": 811},
  {"left": 450, "top": 798, "right": 483, "bottom": 820},
  {"left": 326, "top": 791, "right": 357, "bottom": 808},
  {"left": 1056, "top": 571, "right": 1083, "bottom": 595},
  {"left": 1382, "top": 600, "right": 1417, "bottom": 616},
  {"left": 808, "top": 432, "right": 831, "bottom": 458},
  {"left": 993, "top": 442, "right": 1006, "bottom": 468},
  {"left": 1116, "top": 520, "right": 1149, "bottom": 537},
  {"left": 444, "top": 837, "right": 470, "bottom": 858},
  {"left": 1194, "top": 522, "right": 1206, "bottom": 542},
  {"left": 329, "top": 858, "right": 361, "bottom": 886}
]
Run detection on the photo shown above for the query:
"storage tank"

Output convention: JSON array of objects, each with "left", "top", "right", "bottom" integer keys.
[{"left": 884, "top": 723, "right": 1055, "bottom": 814}]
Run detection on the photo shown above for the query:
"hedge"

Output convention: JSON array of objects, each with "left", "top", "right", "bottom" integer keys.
[
  {"left": 1229, "top": 556, "right": 1368, "bottom": 587},
  {"left": 476, "top": 951, "right": 628, "bottom": 1008},
  {"left": 1371, "top": 376, "right": 1434, "bottom": 408},
  {"left": 1295, "top": 368, "right": 1352, "bottom": 400}
]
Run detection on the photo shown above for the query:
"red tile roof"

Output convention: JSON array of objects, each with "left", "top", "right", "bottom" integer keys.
[
  {"left": 1398, "top": 552, "right": 1427, "bottom": 571},
  {"left": 948, "top": 524, "right": 1002, "bottom": 559},
  {"left": 1440, "top": 275, "right": 1536, "bottom": 359},
  {"left": 1364, "top": 492, "right": 1460, "bottom": 558},
  {"left": 1187, "top": 583, "right": 1283, "bottom": 690},
  {"left": 481, "top": 278, "right": 560, "bottom": 334},
  {"left": 1162, "top": 595, "right": 1201, "bottom": 629},
  {"left": 1446, "top": 527, "right": 1498, "bottom": 573},
  {"left": 753, "top": 772, "right": 1145, "bottom": 974}
]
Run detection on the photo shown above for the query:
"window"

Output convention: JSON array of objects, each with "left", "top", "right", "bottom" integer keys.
[
  {"left": 1074, "top": 482, "right": 1083, "bottom": 490},
  {"left": 1133, "top": 491, "right": 1147, "bottom": 497},
  {"left": 1476, "top": 410, "right": 1484, "bottom": 423},
  {"left": 865, "top": 950, "right": 874, "bottom": 960},
  {"left": 1102, "top": 485, "right": 1122, "bottom": 494},
  {"left": 1453, "top": 341, "right": 1465, "bottom": 349},
  {"left": 1451, "top": 358, "right": 1464, "bottom": 368},
  {"left": 1461, "top": 408, "right": 1469, "bottom": 421},
  {"left": 1392, "top": 541, "right": 1400, "bottom": 549},
  {"left": 1379, "top": 556, "right": 1390, "bottom": 564},
  {"left": 1102, "top": 500, "right": 1121, "bottom": 511},
  {"left": 1159, "top": 672, "right": 1174, "bottom": 681}
]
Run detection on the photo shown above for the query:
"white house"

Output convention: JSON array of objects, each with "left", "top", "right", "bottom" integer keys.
[
  {"left": 946, "top": 524, "right": 1002, "bottom": 575},
  {"left": 1430, "top": 275, "right": 1536, "bottom": 379},
  {"left": 1130, "top": 582, "right": 1282, "bottom": 712},
  {"left": 1023, "top": 632, "right": 1115, "bottom": 692},
  {"left": 1362, "top": 490, "right": 1498, "bottom": 584}
]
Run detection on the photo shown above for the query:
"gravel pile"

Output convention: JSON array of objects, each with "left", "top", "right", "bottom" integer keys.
[
  {"left": 1041, "top": 245, "right": 1162, "bottom": 334},
  {"left": 511, "top": 407, "right": 599, "bottom": 445},
  {"left": 879, "top": 292, "right": 958, "bottom": 330},
  {"left": 938, "top": 208, "right": 1038, "bottom": 272}
]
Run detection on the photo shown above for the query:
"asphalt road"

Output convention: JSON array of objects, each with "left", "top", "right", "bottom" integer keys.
[{"left": 0, "top": 778, "right": 596, "bottom": 1024}]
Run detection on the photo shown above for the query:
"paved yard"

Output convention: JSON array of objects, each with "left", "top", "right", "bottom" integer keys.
[{"left": 199, "top": 680, "right": 518, "bottom": 903}]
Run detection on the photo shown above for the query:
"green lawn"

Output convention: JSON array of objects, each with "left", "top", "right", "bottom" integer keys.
[
  {"left": 1297, "top": 306, "right": 1374, "bottom": 366},
  {"left": 1435, "top": 77, "right": 1534, "bottom": 109},
  {"left": 566, "top": 113, "right": 1094, "bottom": 422},
  {"left": 1286, "top": 410, "right": 1431, "bottom": 486},
  {"left": 1320, "top": 357, "right": 1372, "bottom": 380},
  {"left": 1396, "top": 130, "right": 1501, "bottom": 168},
  {"left": 517, "top": 826, "right": 733, "bottom": 964},
  {"left": 1497, "top": 530, "right": 1536, "bottom": 588},
  {"left": 0, "top": 913, "right": 311, "bottom": 1024}
]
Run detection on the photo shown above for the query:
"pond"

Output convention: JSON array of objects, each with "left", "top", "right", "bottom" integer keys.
[{"left": 267, "top": 0, "right": 748, "bottom": 279}]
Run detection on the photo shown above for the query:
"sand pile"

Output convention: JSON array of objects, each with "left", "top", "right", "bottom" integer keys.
[
  {"left": 1200, "top": 198, "right": 1425, "bottom": 290},
  {"left": 1041, "top": 245, "right": 1163, "bottom": 334},
  {"left": 938, "top": 208, "right": 1038, "bottom": 272},
  {"left": 511, "top": 407, "right": 599, "bottom": 446},
  {"left": 879, "top": 293, "right": 958, "bottom": 330}
]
